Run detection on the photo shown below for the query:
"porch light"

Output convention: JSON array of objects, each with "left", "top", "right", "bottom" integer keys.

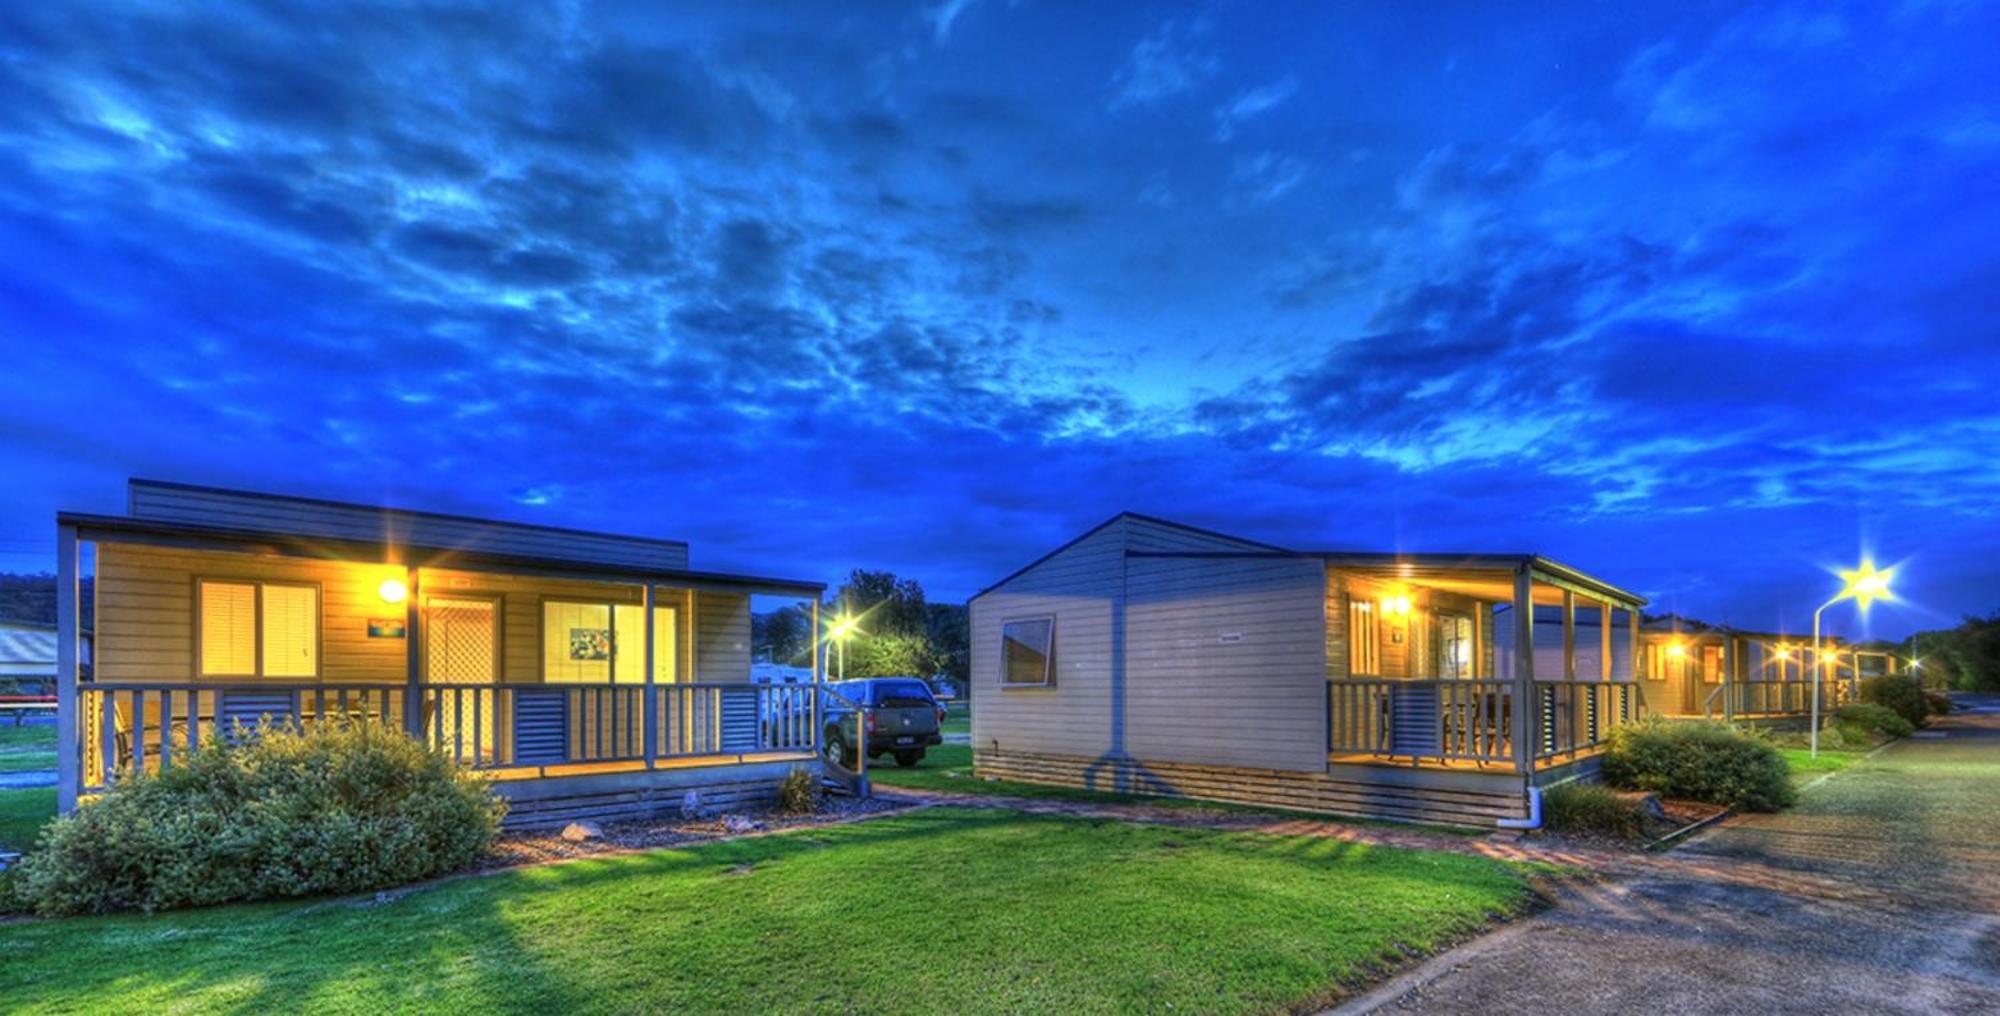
[
  {"left": 1667, "top": 643, "right": 1687, "bottom": 658},
  {"left": 378, "top": 578, "right": 409, "bottom": 604},
  {"left": 1380, "top": 595, "right": 1411, "bottom": 616}
]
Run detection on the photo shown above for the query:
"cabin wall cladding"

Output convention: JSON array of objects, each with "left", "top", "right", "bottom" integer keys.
[
  {"left": 971, "top": 516, "right": 1282, "bottom": 760},
  {"left": 1122, "top": 553, "right": 1327, "bottom": 772},
  {"left": 695, "top": 592, "right": 750, "bottom": 681},
  {"left": 95, "top": 544, "right": 406, "bottom": 683}
]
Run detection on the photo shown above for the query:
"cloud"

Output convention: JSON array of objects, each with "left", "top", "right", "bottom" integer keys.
[
  {"left": 926, "top": 0, "right": 981, "bottom": 43},
  {"left": 1213, "top": 76, "right": 1298, "bottom": 141},
  {"left": 0, "top": 1, "right": 1994, "bottom": 638},
  {"left": 1231, "top": 151, "right": 1308, "bottom": 204},
  {"left": 1108, "top": 19, "right": 1219, "bottom": 109}
]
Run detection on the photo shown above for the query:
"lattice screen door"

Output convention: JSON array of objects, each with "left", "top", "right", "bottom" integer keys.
[
  {"left": 426, "top": 597, "right": 498, "bottom": 763},
  {"left": 427, "top": 597, "right": 496, "bottom": 682}
]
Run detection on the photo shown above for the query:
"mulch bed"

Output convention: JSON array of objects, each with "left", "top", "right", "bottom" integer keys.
[{"left": 484, "top": 795, "right": 912, "bottom": 869}]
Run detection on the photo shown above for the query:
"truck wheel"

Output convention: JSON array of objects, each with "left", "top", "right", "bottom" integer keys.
[
  {"left": 825, "top": 729, "right": 855, "bottom": 768},
  {"left": 894, "top": 750, "right": 923, "bottom": 767}
]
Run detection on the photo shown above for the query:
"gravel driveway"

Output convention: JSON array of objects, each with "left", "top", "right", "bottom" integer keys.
[{"left": 1338, "top": 693, "right": 2000, "bottom": 1014}]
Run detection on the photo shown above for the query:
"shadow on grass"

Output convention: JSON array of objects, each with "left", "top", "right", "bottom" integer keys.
[{"left": 0, "top": 807, "right": 1528, "bottom": 1013}]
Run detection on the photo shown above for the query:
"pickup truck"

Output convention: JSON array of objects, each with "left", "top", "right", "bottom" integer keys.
[{"left": 822, "top": 678, "right": 945, "bottom": 768}]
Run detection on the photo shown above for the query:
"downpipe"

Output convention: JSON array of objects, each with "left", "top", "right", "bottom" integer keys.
[{"left": 1495, "top": 785, "right": 1543, "bottom": 830}]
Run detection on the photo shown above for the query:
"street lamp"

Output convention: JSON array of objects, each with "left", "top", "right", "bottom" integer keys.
[
  {"left": 827, "top": 612, "right": 859, "bottom": 681},
  {"left": 1811, "top": 562, "right": 1894, "bottom": 757}
]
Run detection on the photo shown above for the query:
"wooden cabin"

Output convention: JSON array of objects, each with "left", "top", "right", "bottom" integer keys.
[
  {"left": 968, "top": 514, "right": 1648, "bottom": 827},
  {"left": 1637, "top": 622, "right": 1853, "bottom": 721},
  {"left": 51, "top": 480, "right": 826, "bottom": 828}
]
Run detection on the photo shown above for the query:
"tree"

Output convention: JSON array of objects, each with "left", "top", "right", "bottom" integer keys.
[
  {"left": 751, "top": 605, "right": 811, "bottom": 666},
  {"left": 832, "top": 570, "right": 928, "bottom": 639},
  {"left": 926, "top": 603, "right": 970, "bottom": 684},
  {"left": 1906, "top": 612, "right": 2000, "bottom": 693}
]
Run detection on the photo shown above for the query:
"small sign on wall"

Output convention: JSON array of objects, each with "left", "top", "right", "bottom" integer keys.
[{"left": 368, "top": 618, "right": 407, "bottom": 639}]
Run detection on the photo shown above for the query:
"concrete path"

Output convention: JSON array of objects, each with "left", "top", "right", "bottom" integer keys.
[{"left": 1340, "top": 694, "right": 2000, "bottom": 1015}]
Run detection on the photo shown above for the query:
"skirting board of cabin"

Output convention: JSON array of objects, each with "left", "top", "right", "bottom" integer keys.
[
  {"left": 491, "top": 755, "right": 820, "bottom": 830},
  {"left": 974, "top": 748, "right": 1605, "bottom": 828}
]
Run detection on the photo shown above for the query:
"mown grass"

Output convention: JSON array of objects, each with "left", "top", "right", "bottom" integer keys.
[
  {"left": 1779, "top": 748, "right": 1865, "bottom": 787},
  {"left": 869, "top": 743, "right": 1250, "bottom": 812},
  {"left": 0, "top": 725, "right": 56, "bottom": 776},
  {"left": 0, "top": 725, "right": 55, "bottom": 751},
  {"left": 0, "top": 806, "right": 1531, "bottom": 1014},
  {"left": 0, "top": 787, "right": 55, "bottom": 853}
]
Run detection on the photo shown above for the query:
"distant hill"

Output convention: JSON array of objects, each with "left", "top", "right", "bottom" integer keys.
[{"left": 0, "top": 573, "right": 95, "bottom": 630}]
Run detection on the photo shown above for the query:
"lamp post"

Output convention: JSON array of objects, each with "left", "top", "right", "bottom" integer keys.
[
  {"left": 827, "top": 612, "right": 859, "bottom": 681},
  {"left": 1811, "top": 562, "right": 1893, "bottom": 758}
]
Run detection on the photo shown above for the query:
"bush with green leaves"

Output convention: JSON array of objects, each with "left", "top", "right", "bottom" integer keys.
[
  {"left": 1835, "top": 702, "right": 1914, "bottom": 740},
  {"left": 1922, "top": 690, "right": 1953, "bottom": 716},
  {"left": 1601, "top": 719, "right": 1794, "bottom": 812},
  {"left": 9, "top": 720, "right": 504, "bottom": 916},
  {"left": 1542, "top": 783, "right": 1647, "bottom": 840},
  {"left": 1858, "top": 675, "right": 1929, "bottom": 728}
]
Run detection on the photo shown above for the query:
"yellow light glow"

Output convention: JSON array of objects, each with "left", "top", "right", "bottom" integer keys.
[
  {"left": 1379, "top": 595, "right": 1412, "bottom": 616},
  {"left": 829, "top": 614, "right": 859, "bottom": 639},
  {"left": 377, "top": 578, "right": 408, "bottom": 604},
  {"left": 1772, "top": 647, "right": 1793, "bottom": 662},
  {"left": 1667, "top": 643, "right": 1687, "bottom": 659},
  {"left": 1835, "top": 561, "right": 1894, "bottom": 609}
]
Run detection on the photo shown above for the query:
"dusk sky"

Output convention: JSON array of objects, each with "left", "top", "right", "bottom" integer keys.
[{"left": 2, "top": 1, "right": 1995, "bottom": 639}]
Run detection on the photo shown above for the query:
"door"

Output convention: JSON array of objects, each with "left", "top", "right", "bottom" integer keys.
[{"left": 426, "top": 596, "right": 500, "bottom": 763}]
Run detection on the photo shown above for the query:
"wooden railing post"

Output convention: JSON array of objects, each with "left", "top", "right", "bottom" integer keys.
[
  {"left": 55, "top": 523, "right": 80, "bottom": 813},
  {"left": 403, "top": 566, "right": 421, "bottom": 742},
  {"left": 643, "top": 585, "right": 657, "bottom": 769},
  {"left": 1511, "top": 565, "right": 1536, "bottom": 774}
]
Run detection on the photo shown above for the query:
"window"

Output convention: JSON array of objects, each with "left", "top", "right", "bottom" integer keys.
[
  {"left": 1437, "top": 612, "right": 1473, "bottom": 679},
  {"left": 1348, "top": 598, "right": 1380, "bottom": 675},
  {"left": 542, "top": 600, "right": 647, "bottom": 684},
  {"left": 1701, "top": 645, "right": 1725, "bottom": 684},
  {"left": 198, "top": 579, "right": 319, "bottom": 678},
  {"left": 1000, "top": 618, "right": 1054, "bottom": 686}
]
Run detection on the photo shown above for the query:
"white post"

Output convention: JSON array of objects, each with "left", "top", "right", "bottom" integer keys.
[{"left": 55, "top": 523, "right": 80, "bottom": 813}]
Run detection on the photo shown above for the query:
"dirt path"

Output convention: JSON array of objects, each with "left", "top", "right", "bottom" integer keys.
[{"left": 1335, "top": 694, "right": 2000, "bottom": 1014}]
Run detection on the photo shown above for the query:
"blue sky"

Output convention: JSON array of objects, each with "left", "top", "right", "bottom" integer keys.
[{"left": 1, "top": 0, "right": 1995, "bottom": 638}]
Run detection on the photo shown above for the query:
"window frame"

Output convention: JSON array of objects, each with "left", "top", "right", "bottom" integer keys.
[
  {"left": 998, "top": 615, "right": 1056, "bottom": 689},
  {"left": 537, "top": 595, "right": 648, "bottom": 685},
  {"left": 194, "top": 576, "right": 323, "bottom": 681}
]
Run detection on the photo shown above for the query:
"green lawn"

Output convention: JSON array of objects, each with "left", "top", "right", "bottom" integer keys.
[
  {"left": 0, "top": 786, "right": 55, "bottom": 853},
  {"left": 0, "top": 725, "right": 55, "bottom": 750},
  {"left": 0, "top": 806, "right": 1531, "bottom": 1014},
  {"left": 0, "top": 725, "right": 56, "bottom": 776},
  {"left": 940, "top": 703, "right": 970, "bottom": 737},
  {"left": 1780, "top": 748, "right": 1864, "bottom": 787}
]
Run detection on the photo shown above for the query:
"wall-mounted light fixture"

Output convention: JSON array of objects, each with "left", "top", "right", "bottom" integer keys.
[{"left": 378, "top": 578, "right": 409, "bottom": 604}]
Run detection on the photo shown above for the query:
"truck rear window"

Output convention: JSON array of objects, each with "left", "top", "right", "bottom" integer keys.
[{"left": 872, "top": 680, "right": 934, "bottom": 707}]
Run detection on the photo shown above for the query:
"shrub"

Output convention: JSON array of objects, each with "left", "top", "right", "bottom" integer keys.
[
  {"left": 1922, "top": 690, "right": 1954, "bottom": 716},
  {"left": 11, "top": 720, "right": 504, "bottom": 916},
  {"left": 776, "top": 765, "right": 821, "bottom": 815},
  {"left": 1859, "top": 675, "right": 1929, "bottom": 728},
  {"left": 1542, "top": 783, "right": 1647, "bottom": 840},
  {"left": 1601, "top": 719, "right": 1794, "bottom": 812},
  {"left": 1834, "top": 702, "right": 1914, "bottom": 740}
]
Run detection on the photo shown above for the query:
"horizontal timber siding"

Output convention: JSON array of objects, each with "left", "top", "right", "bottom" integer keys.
[
  {"left": 96, "top": 544, "right": 406, "bottom": 683},
  {"left": 974, "top": 748, "right": 1529, "bottom": 827},
  {"left": 130, "top": 480, "right": 689, "bottom": 570},
  {"left": 695, "top": 591, "right": 751, "bottom": 682},
  {"left": 1123, "top": 553, "right": 1326, "bottom": 771}
]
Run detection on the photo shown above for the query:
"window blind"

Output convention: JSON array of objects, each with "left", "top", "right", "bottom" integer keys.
[
  {"left": 260, "top": 584, "right": 319, "bottom": 678},
  {"left": 200, "top": 581, "right": 258, "bottom": 676}
]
